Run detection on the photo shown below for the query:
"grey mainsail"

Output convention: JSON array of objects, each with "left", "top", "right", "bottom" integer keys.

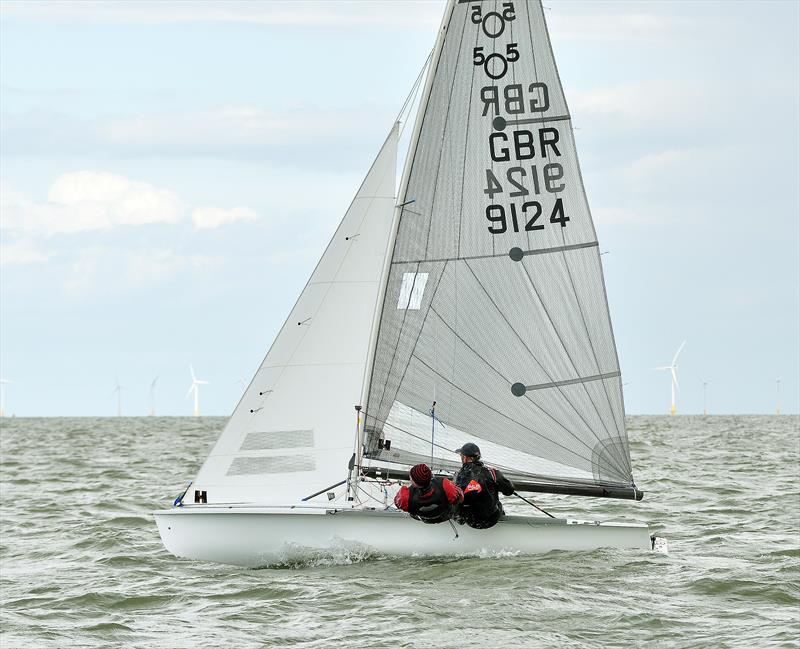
[{"left": 362, "top": 0, "right": 637, "bottom": 495}]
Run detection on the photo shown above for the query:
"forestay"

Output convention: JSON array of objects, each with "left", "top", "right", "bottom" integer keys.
[
  {"left": 190, "top": 125, "right": 398, "bottom": 505},
  {"left": 362, "top": 0, "right": 637, "bottom": 492}
]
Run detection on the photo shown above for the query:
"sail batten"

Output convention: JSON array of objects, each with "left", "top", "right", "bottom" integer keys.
[
  {"left": 363, "top": 0, "right": 636, "bottom": 493},
  {"left": 519, "top": 371, "right": 622, "bottom": 393}
]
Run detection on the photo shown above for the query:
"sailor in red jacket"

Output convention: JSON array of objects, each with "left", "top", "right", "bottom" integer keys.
[{"left": 394, "top": 463, "right": 463, "bottom": 524}]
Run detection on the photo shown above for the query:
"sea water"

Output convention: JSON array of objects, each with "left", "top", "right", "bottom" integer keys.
[{"left": 1, "top": 416, "right": 798, "bottom": 648}]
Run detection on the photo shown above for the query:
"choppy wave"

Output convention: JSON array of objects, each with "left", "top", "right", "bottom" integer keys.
[{"left": 1, "top": 415, "right": 798, "bottom": 649}]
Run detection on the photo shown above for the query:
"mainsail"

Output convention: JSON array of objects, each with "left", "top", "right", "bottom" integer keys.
[
  {"left": 362, "top": 0, "right": 637, "bottom": 495},
  {"left": 189, "top": 126, "right": 398, "bottom": 505},
  {"left": 186, "top": 0, "right": 639, "bottom": 506}
]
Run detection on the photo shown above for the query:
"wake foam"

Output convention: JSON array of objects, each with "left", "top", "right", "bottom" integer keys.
[{"left": 253, "top": 536, "right": 385, "bottom": 569}]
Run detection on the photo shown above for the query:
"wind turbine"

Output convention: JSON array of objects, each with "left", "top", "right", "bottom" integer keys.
[
  {"left": 186, "top": 365, "right": 209, "bottom": 417},
  {"left": 149, "top": 375, "right": 159, "bottom": 416},
  {"left": 654, "top": 341, "right": 686, "bottom": 416},
  {"left": 0, "top": 378, "right": 11, "bottom": 417},
  {"left": 702, "top": 380, "right": 708, "bottom": 416},
  {"left": 113, "top": 376, "right": 124, "bottom": 417},
  {"left": 776, "top": 379, "right": 781, "bottom": 416}
]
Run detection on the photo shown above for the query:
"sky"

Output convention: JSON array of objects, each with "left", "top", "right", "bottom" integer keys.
[{"left": 0, "top": 0, "right": 798, "bottom": 417}]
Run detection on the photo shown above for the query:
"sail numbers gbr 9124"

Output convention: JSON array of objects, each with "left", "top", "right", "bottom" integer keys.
[{"left": 468, "top": 1, "right": 569, "bottom": 236}]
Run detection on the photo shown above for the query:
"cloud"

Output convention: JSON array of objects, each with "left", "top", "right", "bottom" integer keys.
[
  {"left": 569, "top": 81, "right": 722, "bottom": 133},
  {"left": 98, "top": 105, "right": 320, "bottom": 154},
  {"left": 1, "top": 171, "right": 184, "bottom": 235},
  {"left": 0, "top": 239, "right": 50, "bottom": 265},
  {"left": 123, "top": 249, "right": 221, "bottom": 287},
  {"left": 191, "top": 206, "right": 259, "bottom": 230},
  {"left": 0, "top": 0, "right": 443, "bottom": 29},
  {"left": 61, "top": 246, "right": 220, "bottom": 297},
  {"left": 1, "top": 105, "right": 389, "bottom": 165},
  {"left": 587, "top": 145, "right": 743, "bottom": 230},
  {"left": 0, "top": 172, "right": 263, "bottom": 296},
  {"left": 620, "top": 147, "right": 736, "bottom": 200},
  {"left": 592, "top": 207, "right": 651, "bottom": 227},
  {"left": 1, "top": 172, "right": 261, "bottom": 235},
  {"left": 548, "top": 7, "right": 691, "bottom": 44}
]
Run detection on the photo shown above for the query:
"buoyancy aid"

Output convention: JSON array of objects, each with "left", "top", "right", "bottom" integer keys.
[
  {"left": 455, "top": 463, "right": 503, "bottom": 528},
  {"left": 408, "top": 477, "right": 455, "bottom": 524}
]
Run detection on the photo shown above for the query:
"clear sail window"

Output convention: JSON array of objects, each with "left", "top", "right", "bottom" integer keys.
[{"left": 397, "top": 272, "right": 429, "bottom": 310}]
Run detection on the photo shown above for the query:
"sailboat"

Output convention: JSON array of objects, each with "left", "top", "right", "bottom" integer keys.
[{"left": 155, "top": 0, "right": 654, "bottom": 567}]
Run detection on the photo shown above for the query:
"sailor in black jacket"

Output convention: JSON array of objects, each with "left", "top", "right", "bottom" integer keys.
[{"left": 453, "top": 442, "right": 515, "bottom": 529}]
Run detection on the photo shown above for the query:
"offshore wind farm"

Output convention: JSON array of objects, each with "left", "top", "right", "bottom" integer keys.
[{"left": 0, "top": 353, "right": 792, "bottom": 418}]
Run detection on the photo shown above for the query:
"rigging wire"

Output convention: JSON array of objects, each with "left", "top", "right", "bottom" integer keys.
[
  {"left": 356, "top": 478, "right": 401, "bottom": 508},
  {"left": 513, "top": 492, "right": 555, "bottom": 519},
  {"left": 396, "top": 48, "right": 434, "bottom": 136}
]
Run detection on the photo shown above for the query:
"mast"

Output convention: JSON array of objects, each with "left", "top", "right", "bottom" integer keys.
[{"left": 352, "top": 0, "right": 458, "bottom": 494}]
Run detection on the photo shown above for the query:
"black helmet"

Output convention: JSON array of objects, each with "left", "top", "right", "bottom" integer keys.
[{"left": 455, "top": 442, "right": 481, "bottom": 459}]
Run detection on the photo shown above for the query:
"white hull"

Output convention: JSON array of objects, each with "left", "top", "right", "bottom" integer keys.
[{"left": 154, "top": 506, "right": 652, "bottom": 568}]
